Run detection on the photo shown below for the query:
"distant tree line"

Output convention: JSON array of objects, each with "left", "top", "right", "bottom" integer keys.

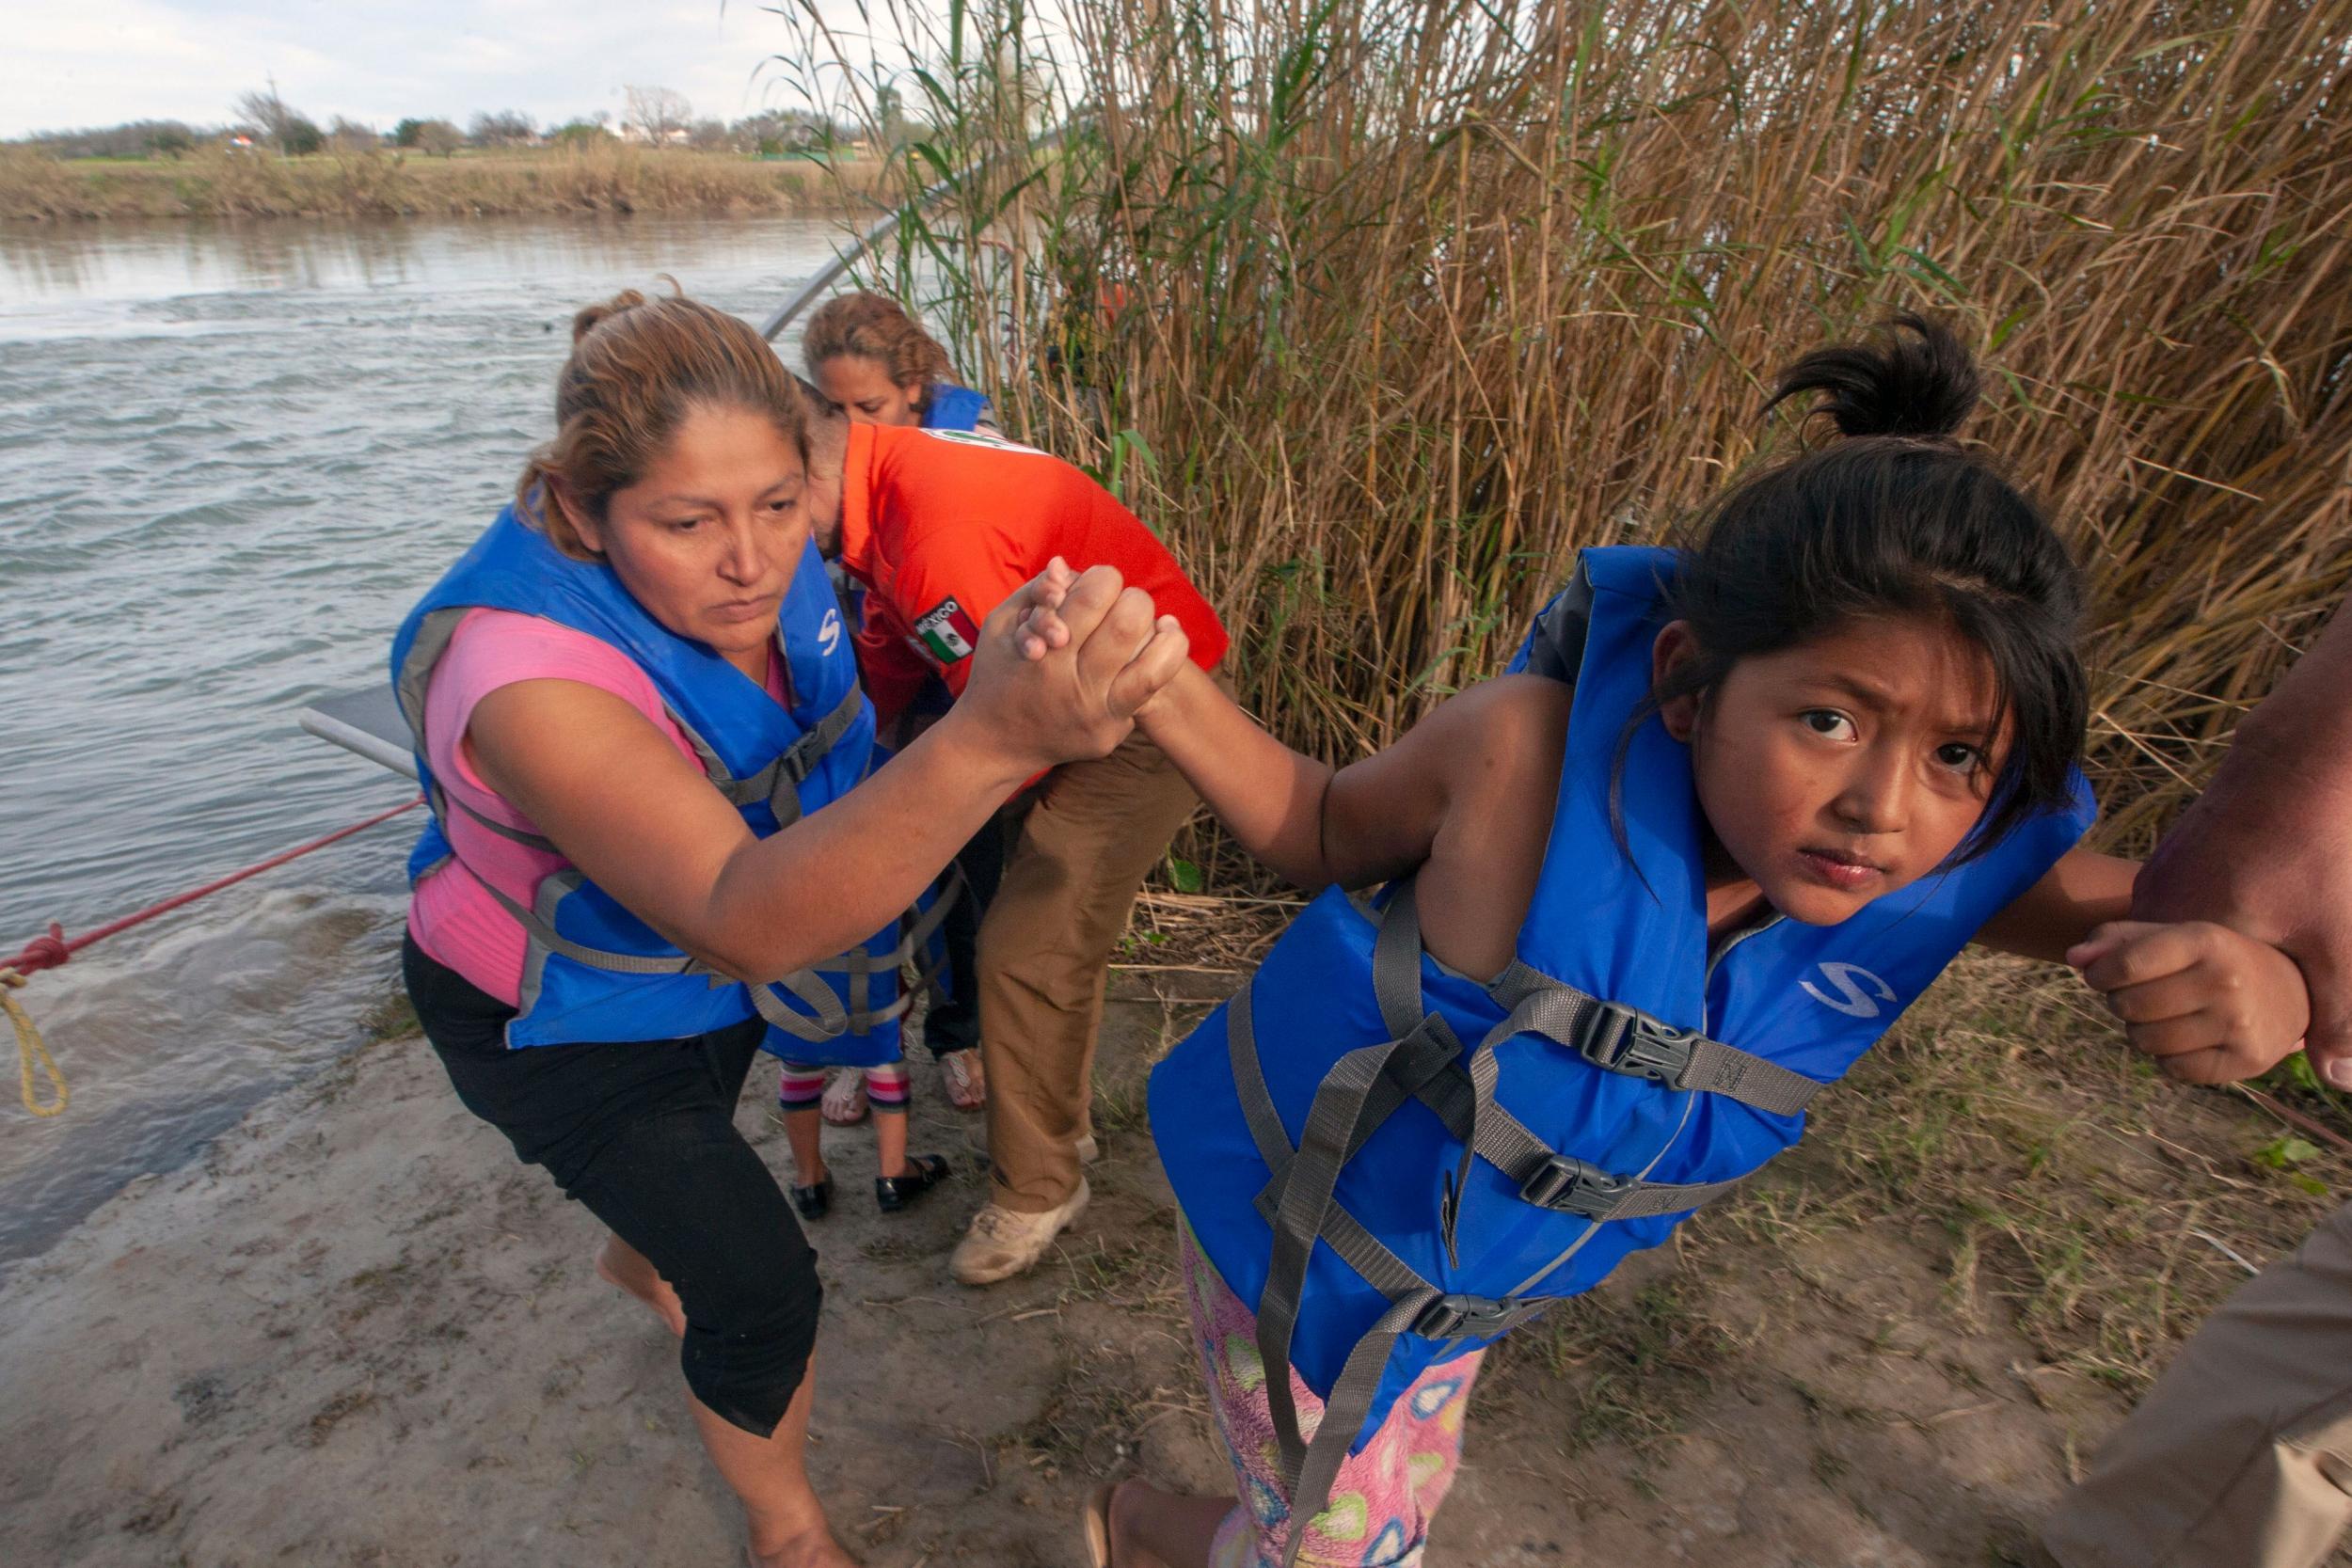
[{"left": 12, "top": 84, "right": 874, "bottom": 160}]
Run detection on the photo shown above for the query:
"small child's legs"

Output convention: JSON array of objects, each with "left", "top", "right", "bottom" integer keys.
[
  {"left": 865, "top": 1061, "right": 912, "bottom": 1179},
  {"left": 777, "top": 1062, "right": 829, "bottom": 1187},
  {"left": 777, "top": 1061, "right": 915, "bottom": 1184},
  {"left": 1177, "top": 1225, "right": 1483, "bottom": 1568}
]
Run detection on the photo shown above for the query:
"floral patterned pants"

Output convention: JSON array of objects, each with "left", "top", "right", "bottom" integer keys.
[{"left": 1178, "top": 1225, "right": 1486, "bottom": 1568}]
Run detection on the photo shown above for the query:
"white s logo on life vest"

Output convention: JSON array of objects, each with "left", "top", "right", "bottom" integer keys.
[
  {"left": 818, "top": 608, "right": 842, "bottom": 656},
  {"left": 1800, "top": 962, "right": 1896, "bottom": 1019}
]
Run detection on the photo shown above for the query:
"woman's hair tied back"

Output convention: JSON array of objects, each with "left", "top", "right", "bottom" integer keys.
[{"left": 519, "top": 281, "right": 808, "bottom": 559}]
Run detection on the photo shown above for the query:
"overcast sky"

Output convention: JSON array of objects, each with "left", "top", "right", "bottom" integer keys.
[{"left": 3, "top": 0, "right": 906, "bottom": 139}]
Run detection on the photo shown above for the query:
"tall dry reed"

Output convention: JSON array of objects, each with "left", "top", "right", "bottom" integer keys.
[{"left": 783, "top": 0, "right": 2352, "bottom": 848}]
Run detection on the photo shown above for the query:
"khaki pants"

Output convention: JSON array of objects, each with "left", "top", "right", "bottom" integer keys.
[
  {"left": 977, "top": 726, "right": 1200, "bottom": 1212},
  {"left": 2042, "top": 1199, "right": 2352, "bottom": 1568}
]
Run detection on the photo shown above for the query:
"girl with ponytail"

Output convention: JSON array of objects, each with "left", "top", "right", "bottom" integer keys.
[{"left": 1057, "top": 317, "right": 2312, "bottom": 1568}]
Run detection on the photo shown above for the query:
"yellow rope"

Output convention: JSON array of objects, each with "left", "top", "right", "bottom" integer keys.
[{"left": 3, "top": 968, "right": 68, "bottom": 1117}]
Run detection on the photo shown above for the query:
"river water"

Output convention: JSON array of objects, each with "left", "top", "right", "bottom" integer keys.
[{"left": 0, "top": 215, "right": 855, "bottom": 1267}]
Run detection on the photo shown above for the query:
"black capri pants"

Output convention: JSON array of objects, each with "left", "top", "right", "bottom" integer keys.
[{"left": 403, "top": 932, "right": 820, "bottom": 1436}]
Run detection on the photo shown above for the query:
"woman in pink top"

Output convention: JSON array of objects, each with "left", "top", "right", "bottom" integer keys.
[{"left": 397, "top": 289, "right": 1191, "bottom": 1568}]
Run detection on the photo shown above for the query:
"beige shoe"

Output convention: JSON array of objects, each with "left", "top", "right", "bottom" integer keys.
[{"left": 950, "top": 1179, "right": 1091, "bottom": 1285}]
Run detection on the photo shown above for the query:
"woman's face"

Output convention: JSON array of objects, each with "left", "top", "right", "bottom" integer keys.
[
  {"left": 566, "top": 404, "right": 810, "bottom": 676},
  {"left": 813, "top": 354, "right": 927, "bottom": 426}
]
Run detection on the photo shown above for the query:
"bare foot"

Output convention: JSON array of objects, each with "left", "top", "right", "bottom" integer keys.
[
  {"left": 595, "top": 1235, "right": 687, "bottom": 1338},
  {"left": 745, "top": 1525, "right": 860, "bottom": 1568},
  {"left": 1109, "top": 1476, "right": 1232, "bottom": 1568}
]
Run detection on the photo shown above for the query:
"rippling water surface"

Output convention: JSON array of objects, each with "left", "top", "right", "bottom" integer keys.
[{"left": 0, "top": 215, "right": 849, "bottom": 1265}]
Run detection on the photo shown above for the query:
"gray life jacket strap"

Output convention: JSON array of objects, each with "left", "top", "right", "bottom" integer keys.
[
  {"left": 435, "top": 782, "right": 562, "bottom": 853},
  {"left": 1487, "top": 964, "right": 1823, "bottom": 1118},
  {"left": 1384, "top": 875, "right": 1825, "bottom": 1119},
  {"left": 721, "top": 683, "right": 866, "bottom": 829},
  {"left": 1230, "top": 985, "right": 1441, "bottom": 1299},
  {"left": 1370, "top": 878, "right": 1428, "bottom": 1039},
  {"left": 811, "top": 863, "right": 963, "bottom": 978},
  {"left": 1230, "top": 988, "right": 1546, "bottom": 1568},
  {"left": 1276, "top": 1284, "right": 1543, "bottom": 1568},
  {"left": 746, "top": 969, "right": 852, "bottom": 1041},
  {"left": 1263, "top": 998, "right": 1753, "bottom": 1227},
  {"left": 482, "top": 870, "right": 704, "bottom": 977},
  {"left": 462, "top": 831, "right": 899, "bottom": 1044},
  {"left": 1253, "top": 1028, "right": 1434, "bottom": 1495},
  {"left": 1401, "top": 1037, "right": 1756, "bottom": 1221},
  {"left": 794, "top": 862, "right": 964, "bottom": 1033},
  {"left": 1263, "top": 893, "right": 1774, "bottom": 1225}
]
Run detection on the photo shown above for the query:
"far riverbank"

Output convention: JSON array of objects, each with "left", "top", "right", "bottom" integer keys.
[{"left": 0, "top": 146, "right": 890, "bottom": 223}]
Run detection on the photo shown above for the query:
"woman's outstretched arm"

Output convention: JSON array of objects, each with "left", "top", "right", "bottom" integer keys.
[{"left": 469, "top": 563, "right": 1185, "bottom": 982}]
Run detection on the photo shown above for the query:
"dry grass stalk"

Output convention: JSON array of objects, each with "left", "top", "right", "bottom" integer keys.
[
  {"left": 792, "top": 0, "right": 2351, "bottom": 856},
  {"left": 770, "top": 0, "right": 2352, "bottom": 1389}
]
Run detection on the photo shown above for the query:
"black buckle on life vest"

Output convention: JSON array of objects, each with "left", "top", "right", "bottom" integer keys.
[
  {"left": 1580, "top": 1003, "right": 1703, "bottom": 1087},
  {"left": 1518, "top": 1153, "right": 1639, "bottom": 1218},
  {"left": 1412, "top": 1292, "right": 1523, "bottom": 1338}
]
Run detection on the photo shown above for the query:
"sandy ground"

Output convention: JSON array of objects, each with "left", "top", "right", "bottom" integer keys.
[{"left": 0, "top": 974, "right": 2335, "bottom": 1568}]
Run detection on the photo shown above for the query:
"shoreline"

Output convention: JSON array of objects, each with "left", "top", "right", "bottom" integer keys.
[{"left": 0, "top": 148, "right": 893, "bottom": 225}]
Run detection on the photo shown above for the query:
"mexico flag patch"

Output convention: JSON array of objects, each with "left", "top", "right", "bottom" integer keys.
[{"left": 911, "top": 596, "right": 979, "bottom": 666}]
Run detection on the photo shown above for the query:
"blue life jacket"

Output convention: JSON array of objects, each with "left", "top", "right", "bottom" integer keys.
[
  {"left": 920, "top": 382, "right": 992, "bottom": 432},
  {"left": 390, "top": 503, "right": 945, "bottom": 1065},
  {"left": 1148, "top": 546, "right": 2094, "bottom": 1562}
]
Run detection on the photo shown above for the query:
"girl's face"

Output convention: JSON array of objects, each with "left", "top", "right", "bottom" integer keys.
[
  {"left": 1656, "top": 614, "right": 2006, "bottom": 927},
  {"left": 564, "top": 404, "right": 811, "bottom": 679},
  {"left": 812, "top": 354, "right": 927, "bottom": 427}
]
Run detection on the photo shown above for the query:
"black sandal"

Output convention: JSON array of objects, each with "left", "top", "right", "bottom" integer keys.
[
  {"left": 791, "top": 1171, "right": 833, "bottom": 1220},
  {"left": 874, "top": 1153, "right": 950, "bottom": 1213}
]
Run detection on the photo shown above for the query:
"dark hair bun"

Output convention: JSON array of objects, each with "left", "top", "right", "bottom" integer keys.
[{"left": 1767, "top": 312, "right": 1980, "bottom": 440}]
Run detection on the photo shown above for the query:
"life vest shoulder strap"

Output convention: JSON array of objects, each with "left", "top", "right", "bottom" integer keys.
[{"left": 704, "top": 681, "right": 867, "bottom": 827}]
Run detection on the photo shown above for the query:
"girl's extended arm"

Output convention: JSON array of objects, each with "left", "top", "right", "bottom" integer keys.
[
  {"left": 1970, "top": 847, "right": 2138, "bottom": 962},
  {"left": 1134, "top": 662, "right": 1439, "bottom": 889},
  {"left": 1136, "top": 663, "right": 1566, "bottom": 893}
]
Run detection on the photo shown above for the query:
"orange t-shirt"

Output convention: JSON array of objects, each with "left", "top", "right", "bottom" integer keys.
[{"left": 836, "top": 423, "right": 1229, "bottom": 724}]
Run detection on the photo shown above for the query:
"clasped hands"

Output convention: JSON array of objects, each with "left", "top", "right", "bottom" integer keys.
[{"left": 960, "top": 557, "right": 1190, "bottom": 773}]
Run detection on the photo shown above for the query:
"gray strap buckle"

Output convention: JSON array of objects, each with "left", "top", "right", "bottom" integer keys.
[
  {"left": 1411, "top": 1292, "right": 1523, "bottom": 1338},
  {"left": 1518, "top": 1153, "right": 1638, "bottom": 1218},
  {"left": 1581, "top": 1003, "right": 1703, "bottom": 1087}
]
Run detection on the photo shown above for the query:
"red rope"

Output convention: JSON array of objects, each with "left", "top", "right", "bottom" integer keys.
[{"left": 3, "top": 795, "right": 423, "bottom": 979}]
